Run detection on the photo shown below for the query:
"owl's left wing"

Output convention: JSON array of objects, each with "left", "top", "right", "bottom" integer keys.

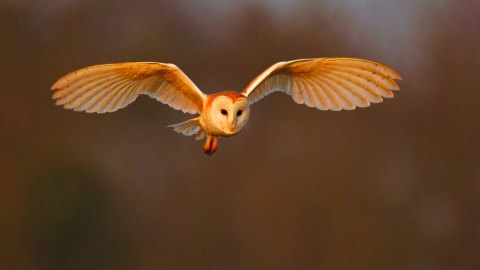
[{"left": 241, "top": 58, "right": 401, "bottom": 111}]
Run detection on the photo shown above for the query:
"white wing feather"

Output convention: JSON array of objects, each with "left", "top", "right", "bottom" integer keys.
[
  {"left": 241, "top": 58, "right": 401, "bottom": 110},
  {"left": 52, "top": 62, "right": 206, "bottom": 114}
]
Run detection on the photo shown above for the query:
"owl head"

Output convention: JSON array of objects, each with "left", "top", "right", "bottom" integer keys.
[{"left": 209, "top": 91, "right": 250, "bottom": 135}]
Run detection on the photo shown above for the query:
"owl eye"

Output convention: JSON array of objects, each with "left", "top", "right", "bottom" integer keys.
[
  {"left": 237, "top": 110, "right": 242, "bottom": 116},
  {"left": 221, "top": 109, "right": 227, "bottom": 115}
]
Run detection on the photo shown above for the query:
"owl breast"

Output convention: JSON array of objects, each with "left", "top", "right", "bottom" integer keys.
[{"left": 199, "top": 91, "right": 250, "bottom": 137}]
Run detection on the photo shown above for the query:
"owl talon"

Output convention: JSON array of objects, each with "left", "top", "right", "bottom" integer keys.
[{"left": 203, "top": 135, "right": 218, "bottom": 156}]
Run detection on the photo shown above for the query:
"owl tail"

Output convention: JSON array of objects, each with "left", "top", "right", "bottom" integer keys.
[{"left": 167, "top": 117, "right": 206, "bottom": 140}]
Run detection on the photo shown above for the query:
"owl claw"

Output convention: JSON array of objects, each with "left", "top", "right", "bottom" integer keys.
[{"left": 203, "top": 135, "right": 218, "bottom": 156}]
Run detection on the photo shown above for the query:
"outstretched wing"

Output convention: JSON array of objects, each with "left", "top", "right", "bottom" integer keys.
[
  {"left": 51, "top": 62, "right": 206, "bottom": 114},
  {"left": 241, "top": 58, "right": 402, "bottom": 111}
]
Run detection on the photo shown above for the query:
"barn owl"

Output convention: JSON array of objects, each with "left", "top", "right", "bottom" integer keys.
[{"left": 51, "top": 58, "right": 401, "bottom": 155}]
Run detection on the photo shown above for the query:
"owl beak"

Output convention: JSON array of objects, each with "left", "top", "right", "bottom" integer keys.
[{"left": 226, "top": 116, "right": 236, "bottom": 133}]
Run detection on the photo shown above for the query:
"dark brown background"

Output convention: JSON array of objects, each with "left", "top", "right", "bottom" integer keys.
[{"left": 1, "top": 0, "right": 479, "bottom": 269}]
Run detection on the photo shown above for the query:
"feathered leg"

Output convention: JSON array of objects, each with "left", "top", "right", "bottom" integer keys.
[{"left": 203, "top": 135, "right": 218, "bottom": 156}]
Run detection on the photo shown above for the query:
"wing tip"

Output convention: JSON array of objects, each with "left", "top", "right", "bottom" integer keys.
[
  {"left": 389, "top": 80, "right": 401, "bottom": 91},
  {"left": 51, "top": 79, "right": 66, "bottom": 90},
  {"left": 388, "top": 70, "right": 402, "bottom": 81},
  {"left": 54, "top": 98, "right": 66, "bottom": 106}
]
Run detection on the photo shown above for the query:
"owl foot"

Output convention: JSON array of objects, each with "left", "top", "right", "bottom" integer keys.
[{"left": 203, "top": 135, "right": 218, "bottom": 156}]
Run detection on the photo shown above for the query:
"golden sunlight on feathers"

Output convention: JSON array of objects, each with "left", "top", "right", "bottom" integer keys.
[
  {"left": 51, "top": 62, "right": 205, "bottom": 114},
  {"left": 242, "top": 58, "right": 401, "bottom": 111},
  {"left": 51, "top": 57, "right": 401, "bottom": 155}
]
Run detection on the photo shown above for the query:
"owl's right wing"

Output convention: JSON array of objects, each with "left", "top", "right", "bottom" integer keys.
[
  {"left": 52, "top": 62, "right": 206, "bottom": 114},
  {"left": 241, "top": 58, "right": 401, "bottom": 111}
]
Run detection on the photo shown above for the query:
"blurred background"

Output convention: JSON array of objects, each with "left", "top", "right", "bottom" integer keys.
[{"left": 1, "top": 0, "right": 479, "bottom": 269}]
